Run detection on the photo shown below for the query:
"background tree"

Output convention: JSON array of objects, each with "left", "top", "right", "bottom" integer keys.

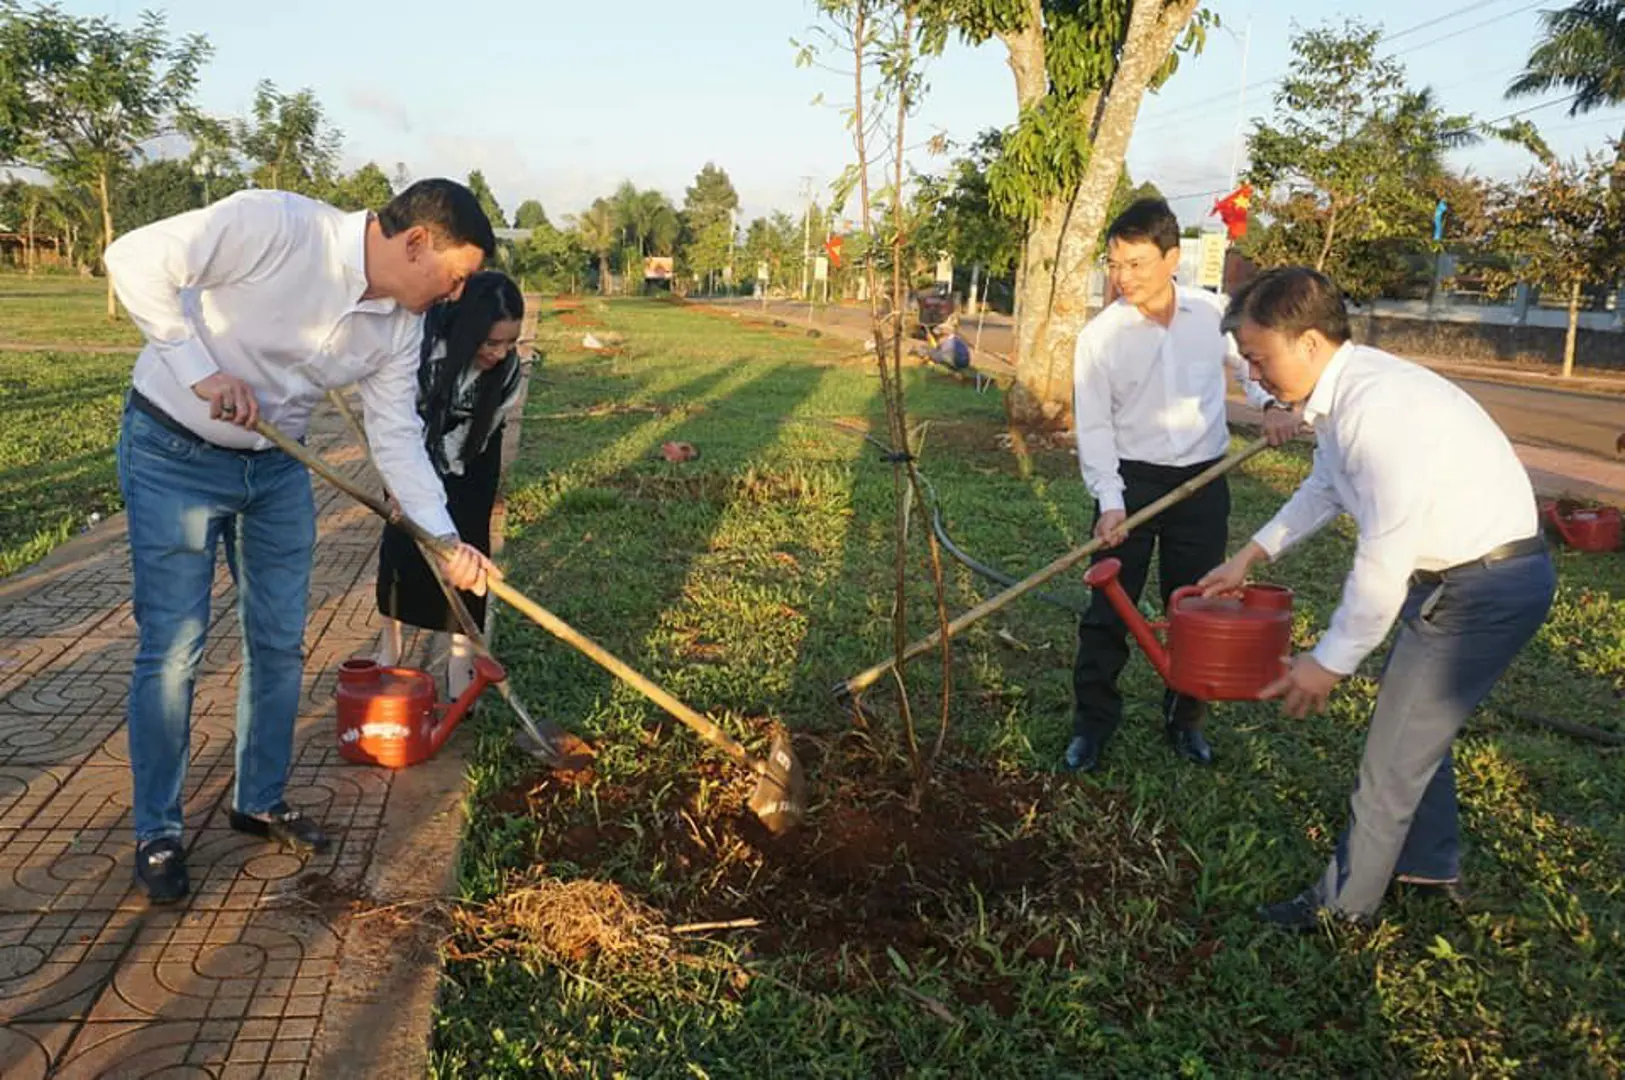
[
  {"left": 513, "top": 198, "right": 550, "bottom": 230},
  {"left": 921, "top": 0, "right": 1210, "bottom": 426},
  {"left": 509, "top": 217, "right": 586, "bottom": 293},
  {"left": 1508, "top": 0, "right": 1625, "bottom": 173},
  {"left": 466, "top": 169, "right": 508, "bottom": 229},
  {"left": 740, "top": 212, "right": 804, "bottom": 294},
  {"left": 0, "top": 2, "right": 211, "bottom": 315},
  {"left": 569, "top": 198, "right": 617, "bottom": 294},
  {"left": 1244, "top": 19, "right": 1480, "bottom": 301},
  {"left": 236, "top": 80, "right": 341, "bottom": 195},
  {"left": 681, "top": 163, "right": 740, "bottom": 291},
  {"left": 1480, "top": 150, "right": 1625, "bottom": 377},
  {"left": 909, "top": 128, "right": 1022, "bottom": 309},
  {"left": 326, "top": 161, "right": 395, "bottom": 211},
  {"left": 610, "top": 182, "right": 680, "bottom": 258},
  {"left": 114, "top": 158, "right": 204, "bottom": 235}
]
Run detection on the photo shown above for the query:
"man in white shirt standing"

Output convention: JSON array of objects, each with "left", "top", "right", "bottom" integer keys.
[
  {"left": 1200, "top": 266, "right": 1556, "bottom": 929},
  {"left": 106, "top": 179, "right": 499, "bottom": 904},
  {"left": 1066, "top": 198, "right": 1296, "bottom": 773}
]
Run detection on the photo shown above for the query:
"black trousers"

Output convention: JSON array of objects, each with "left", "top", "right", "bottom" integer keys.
[
  {"left": 375, "top": 428, "right": 503, "bottom": 633},
  {"left": 1072, "top": 458, "right": 1231, "bottom": 742}
]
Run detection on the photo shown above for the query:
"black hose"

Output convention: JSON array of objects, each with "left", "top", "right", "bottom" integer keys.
[
  {"left": 778, "top": 415, "right": 1094, "bottom": 616},
  {"left": 912, "top": 469, "right": 1092, "bottom": 617}
]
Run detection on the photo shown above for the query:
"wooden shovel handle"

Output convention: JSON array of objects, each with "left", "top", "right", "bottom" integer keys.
[{"left": 838, "top": 436, "right": 1271, "bottom": 698}]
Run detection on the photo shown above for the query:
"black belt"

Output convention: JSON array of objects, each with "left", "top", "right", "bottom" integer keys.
[
  {"left": 1411, "top": 534, "right": 1546, "bottom": 587},
  {"left": 127, "top": 388, "right": 278, "bottom": 455}
]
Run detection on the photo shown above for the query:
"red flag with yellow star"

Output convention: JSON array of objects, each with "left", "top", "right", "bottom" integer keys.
[{"left": 1211, "top": 184, "right": 1253, "bottom": 241}]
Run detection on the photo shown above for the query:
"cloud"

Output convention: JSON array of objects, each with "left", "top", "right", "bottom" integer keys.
[{"left": 346, "top": 87, "right": 413, "bottom": 135}]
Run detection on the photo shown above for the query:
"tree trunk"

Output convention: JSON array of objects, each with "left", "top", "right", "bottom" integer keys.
[
  {"left": 98, "top": 169, "right": 117, "bottom": 320},
  {"left": 24, "top": 203, "right": 36, "bottom": 275},
  {"left": 1316, "top": 204, "right": 1340, "bottom": 273},
  {"left": 1008, "top": 0, "right": 1202, "bottom": 429},
  {"left": 598, "top": 252, "right": 611, "bottom": 295},
  {"left": 1563, "top": 277, "right": 1580, "bottom": 379},
  {"left": 1008, "top": 200, "right": 1070, "bottom": 425}
]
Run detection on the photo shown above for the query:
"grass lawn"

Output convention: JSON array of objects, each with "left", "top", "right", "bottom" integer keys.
[
  {"left": 0, "top": 348, "right": 133, "bottom": 577},
  {"left": 0, "top": 273, "right": 144, "bottom": 348},
  {"left": 430, "top": 299, "right": 1625, "bottom": 1078}
]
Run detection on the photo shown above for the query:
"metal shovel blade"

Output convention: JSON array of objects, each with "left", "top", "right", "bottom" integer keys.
[{"left": 746, "top": 725, "right": 807, "bottom": 836}]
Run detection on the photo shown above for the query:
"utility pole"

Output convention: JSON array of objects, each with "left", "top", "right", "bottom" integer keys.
[
  {"left": 1226, "top": 18, "right": 1252, "bottom": 196},
  {"left": 799, "top": 175, "right": 814, "bottom": 303}
]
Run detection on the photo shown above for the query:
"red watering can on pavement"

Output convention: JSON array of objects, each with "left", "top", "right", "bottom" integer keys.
[
  {"left": 335, "top": 655, "right": 506, "bottom": 768},
  {"left": 1540, "top": 499, "right": 1621, "bottom": 553},
  {"left": 1084, "top": 557, "right": 1294, "bottom": 701}
]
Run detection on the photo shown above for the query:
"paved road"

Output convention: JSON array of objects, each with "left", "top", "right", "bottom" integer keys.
[{"left": 710, "top": 298, "right": 1625, "bottom": 463}]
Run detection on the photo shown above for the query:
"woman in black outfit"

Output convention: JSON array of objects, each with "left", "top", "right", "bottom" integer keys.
[{"left": 375, "top": 271, "right": 525, "bottom": 693}]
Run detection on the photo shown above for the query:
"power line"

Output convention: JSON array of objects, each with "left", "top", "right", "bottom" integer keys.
[
  {"left": 1136, "top": 0, "right": 1545, "bottom": 136},
  {"left": 1477, "top": 92, "right": 1583, "bottom": 128},
  {"left": 1380, "top": 0, "right": 1529, "bottom": 42},
  {"left": 1387, "top": 0, "right": 1548, "bottom": 59}
]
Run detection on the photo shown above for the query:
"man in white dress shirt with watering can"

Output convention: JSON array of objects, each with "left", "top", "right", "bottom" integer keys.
[{"left": 1200, "top": 266, "right": 1556, "bottom": 929}]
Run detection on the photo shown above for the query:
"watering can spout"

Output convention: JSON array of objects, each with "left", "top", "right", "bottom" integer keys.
[
  {"left": 1082, "top": 558, "right": 1173, "bottom": 684},
  {"left": 1540, "top": 500, "right": 1575, "bottom": 546},
  {"left": 425, "top": 656, "right": 507, "bottom": 756}
]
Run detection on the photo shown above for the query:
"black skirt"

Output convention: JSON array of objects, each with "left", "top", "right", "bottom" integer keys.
[{"left": 375, "top": 426, "right": 503, "bottom": 632}]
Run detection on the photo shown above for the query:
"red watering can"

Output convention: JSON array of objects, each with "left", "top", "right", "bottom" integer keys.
[
  {"left": 1540, "top": 499, "right": 1621, "bottom": 553},
  {"left": 1084, "top": 557, "right": 1294, "bottom": 701},
  {"left": 335, "top": 655, "right": 506, "bottom": 768}
]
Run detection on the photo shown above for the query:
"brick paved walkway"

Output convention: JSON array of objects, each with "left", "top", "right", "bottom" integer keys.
[{"left": 0, "top": 398, "right": 477, "bottom": 1079}]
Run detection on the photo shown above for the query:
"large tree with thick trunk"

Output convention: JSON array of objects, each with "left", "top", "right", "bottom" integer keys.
[{"left": 925, "top": 0, "right": 1208, "bottom": 427}]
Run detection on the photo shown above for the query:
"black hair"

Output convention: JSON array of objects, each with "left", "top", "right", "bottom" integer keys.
[
  {"left": 420, "top": 271, "right": 524, "bottom": 470},
  {"left": 378, "top": 179, "right": 497, "bottom": 258},
  {"left": 1224, "top": 266, "right": 1352, "bottom": 344},
  {"left": 1105, "top": 197, "right": 1181, "bottom": 254}
]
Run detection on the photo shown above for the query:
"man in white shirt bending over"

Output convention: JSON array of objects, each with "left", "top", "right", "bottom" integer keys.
[
  {"left": 1200, "top": 266, "right": 1555, "bottom": 930},
  {"left": 1066, "top": 198, "right": 1297, "bottom": 774},
  {"left": 106, "top": 179, "right": 498, "bottom": 905}
]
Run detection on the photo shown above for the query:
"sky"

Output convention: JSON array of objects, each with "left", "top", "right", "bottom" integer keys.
[{"left": 35, "top": 0, "right": 1625, "bottom": 233}]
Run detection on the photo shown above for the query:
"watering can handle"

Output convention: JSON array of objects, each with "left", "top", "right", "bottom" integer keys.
[
  {"left": 1541, "top": 501, "right": 1579, "bottom": 546},
  {"left": 1169, "top": 585, "right": 1205, "bottom": 612}
]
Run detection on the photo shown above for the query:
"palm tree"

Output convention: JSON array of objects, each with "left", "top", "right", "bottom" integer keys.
[
  {"left": 1508, "top": 1, "right": 1625, "bottom": 138},
  {"left": 634, "top": 190, "right": 680, "bottom": 256},
  {"left": 569, "top": 199, "right": 616, "bottom": 295}
]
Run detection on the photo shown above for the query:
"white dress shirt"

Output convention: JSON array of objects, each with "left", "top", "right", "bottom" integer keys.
[
  {"left": 1252, "top": 342, "right": 1539, "bottom": 676},
  {"left": 105, "top": 189, "right": 456, "bottom": 538},
  {"left": 1073, "top": 285, "right": 1274, "bottom": 512}
]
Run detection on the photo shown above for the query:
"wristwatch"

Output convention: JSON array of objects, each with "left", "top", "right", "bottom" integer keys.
[{"left": 1263, "top": 399, "right": 1289, "bottom": 413}]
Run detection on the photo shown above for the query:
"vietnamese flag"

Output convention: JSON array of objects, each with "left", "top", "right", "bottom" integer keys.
[
  {"left": 1211, "top": 184, "right": 1253, "bottom": 241},
  {"left": 824, "top": 233, "right": 844, "bottom": 269}
]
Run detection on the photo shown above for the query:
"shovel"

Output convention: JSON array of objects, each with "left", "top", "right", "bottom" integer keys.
[
  {"left": 322, "top": 390, "right": 590, "bottom": 768},
  {"left": 257, "top": 412, "right": 807, "bottom": 835},
  {"left": 835, "top": 436, "right": 1271, "bottom": 700}
]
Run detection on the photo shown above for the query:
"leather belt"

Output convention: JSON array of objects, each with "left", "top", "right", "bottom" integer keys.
[
  {"left": 127, "top": 388, "right": 277, "bottom": 455},
  {"left": 1411, "top": 534, "right": 1546, "bottom": 587}
]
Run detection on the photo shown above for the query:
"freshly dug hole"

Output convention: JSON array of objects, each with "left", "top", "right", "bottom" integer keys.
[{"left": 488, "top": 735, "right": 1193, "bottom": 983}]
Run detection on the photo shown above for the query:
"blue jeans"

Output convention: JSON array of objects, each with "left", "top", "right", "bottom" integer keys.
[
  {"left": 1311, "top": 549, "right": 1557, "bottom": 917},
  {"left": 116, "top": 397, "right": 315, "bottom": 843}
]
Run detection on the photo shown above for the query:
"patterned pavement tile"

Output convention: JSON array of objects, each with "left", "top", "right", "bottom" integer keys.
[{"left": 0, "top": 404, "right": 486, "bottom": 1079}]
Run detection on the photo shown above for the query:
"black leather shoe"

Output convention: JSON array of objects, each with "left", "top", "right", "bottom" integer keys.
[
  {"left": 1063, "top": 734, "right": 1101, "bottom": 773},
  {"left": 135, "top": 836, "right": 190, "bottom": 905},
  {"left": 1257, "top": 891, "right": 1371, "bottom": 932},
  {"left": 229, "top": 804, "right": 330, "bottom": 854},
  {"left": 1167, "top": 724, "right": 1214, "bottom": 765}
]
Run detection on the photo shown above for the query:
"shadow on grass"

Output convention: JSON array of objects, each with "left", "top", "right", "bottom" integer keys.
[{"left": 436, "top": 301, "right": 1625, "bottom": 1079}]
